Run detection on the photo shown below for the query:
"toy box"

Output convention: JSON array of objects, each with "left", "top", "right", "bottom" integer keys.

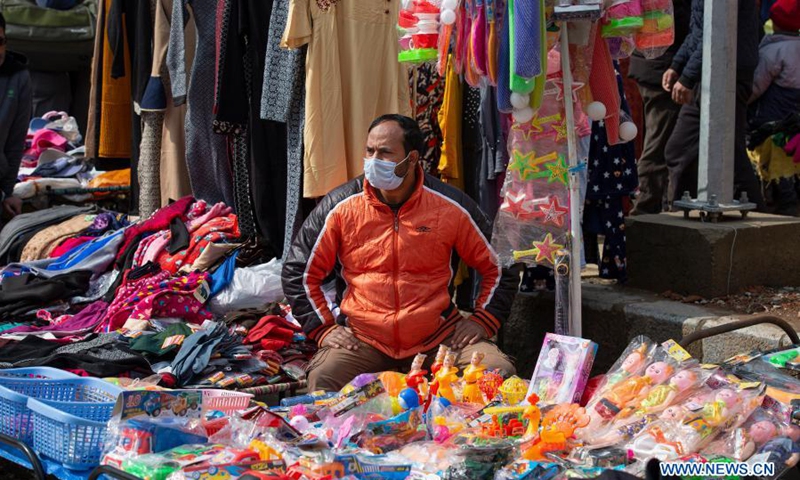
[{"left": 526, "top": 334, "right": 597, "bottom": 406}]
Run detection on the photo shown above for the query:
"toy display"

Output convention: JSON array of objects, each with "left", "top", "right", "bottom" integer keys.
[
  {"left": 526, "top": 333, "right": 597, "bottom": 406},
  {"left": 433, "top": 352, "right": 460, "bottom": 404}
]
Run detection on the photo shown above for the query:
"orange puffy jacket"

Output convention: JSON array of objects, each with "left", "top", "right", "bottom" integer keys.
[{"left": 282, "top": 169, "right": 519, "bottom": 359}]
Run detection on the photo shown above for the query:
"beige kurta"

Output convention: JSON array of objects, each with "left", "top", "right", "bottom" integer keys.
[{"left": 282, "top": 0, "right": 411, "bottom": 198}]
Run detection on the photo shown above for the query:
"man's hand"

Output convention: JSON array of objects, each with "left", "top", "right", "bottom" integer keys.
[
  {"left": 2, "top": 196, "right": 22, "bottom": 218},
  {"left": 320, "top": 326, "right": 361, "bottom": 351},
  {"left": 450, "top": 319, "right": 487, "bottom": 350},
  {"left": 662, "top": 68, "right": 679, "bottom": 92},
  {"left": 671, "top": 80, "right": 692, "bottom": 105}
]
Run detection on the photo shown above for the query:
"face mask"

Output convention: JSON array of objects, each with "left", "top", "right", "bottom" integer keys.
[{"left": 364, "top": 154, "right": 410, "bottom": 190}]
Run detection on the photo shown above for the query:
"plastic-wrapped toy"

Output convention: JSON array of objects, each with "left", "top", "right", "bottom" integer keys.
[
  {"left": 630, "top": 383, "right": 764, "bottom": 461},
  {"left": 587, "top": 360, "right": 674, "bottom": 430},
  {"left": 522, "top": 403, "right": 590, "bottom": 461},
  {"left": 479, "top": 370, "right": 505, "bottom": 402},
  {"left": 602, "top": 0, "right": 644, "bottom": 38},
  {"left": 634, "top": 0, "right": 675, "bottom": 59},
  {"left": 430, "top": 345, "right": 450, "bottom": 396},
  {"left": 526, "top": 334, "right": 598, "bottom": 406},
  {"left": 756, "top": 425, "right": 800, "bottom": 480},
  {"left": 462, "top": 352, "right": 487, "bottom": 404},
  {"left": 434, "top": 352, "right": 460, "bottom": 404}
]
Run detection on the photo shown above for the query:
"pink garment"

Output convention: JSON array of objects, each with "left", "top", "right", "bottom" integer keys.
[
  {"left": 116, "top": 196, "right": 194, "bottom": 264},
  {"left": 786, "top": 133, "right": 800, "bottom": 164},
  {"left": 100, "top": 269, "right": 212, "bottom": 332},
  {"left": 139, "top": 201, "right": 231, "bottom": 264},
  {"left": 50, "top": 236, "right": 95, "bottom": 258}
]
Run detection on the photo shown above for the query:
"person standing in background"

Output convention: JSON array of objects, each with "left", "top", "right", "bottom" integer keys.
[
  {"left": 0, "top": 13, "right": 31, "bottom": 219},
  {"left": 629, "top": 0, "right": 691, "bottom": 215},
  {"left": 662, "top": 0, "right": 764, "bottom": 210}
]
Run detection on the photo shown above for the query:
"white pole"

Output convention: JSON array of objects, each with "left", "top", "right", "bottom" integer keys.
[{"left": 559, "top": 23, "right": 583, "bottom": 337}]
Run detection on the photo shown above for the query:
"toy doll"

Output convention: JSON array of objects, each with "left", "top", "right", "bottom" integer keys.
[
  {"left": 462, "top": 352, "right": 487, "bottom": 404},
  {"left": 628, "top": 369, "right": 699, "bottom": 418},
  {"left": 535, "top": 343, "right": 566, "bottom": 403},
  {"left": 592, "top": 361, "right": 674, "bottom": 422},
  {"left": 605, "top": 345, "right": 648, "bottom": 387},
  {"left": 405, "top": 353, "right": 429, "bottom": 403},
  {"left": 429, "top": 345, "right": 450, "bottom": 396},
  {"left": 434, "top": 352, "right": 460, "bottom": 404},
  {"left": 758, "top": 424, "right": 800, "bottom": 475}
]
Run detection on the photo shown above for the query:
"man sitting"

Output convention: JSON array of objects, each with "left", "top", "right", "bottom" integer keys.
[{"left": 283, "top": 114, "right": 519, "bottom": 392}]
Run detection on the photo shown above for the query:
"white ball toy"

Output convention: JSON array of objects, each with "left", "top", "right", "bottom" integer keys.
[
  {"left": 290, "top": 415, "right": 310, "bottom": 432},
  {"left": 510, "top": 92, "right": 530, "bottom": 110},
  {"left": 619, "top": 121, "right": 638, "bottom": 142},
  {"left": 441, "top": 0, "right": 458, "bottom": 10},
  {"left": 586, "top": 101, "right": 606, "bottom": 121},
  {"left": 513, "top": 106, "right": 534, "bottom": 124},
  {"left": 441, "top": 8, "right": 457, "bottom": 25}
]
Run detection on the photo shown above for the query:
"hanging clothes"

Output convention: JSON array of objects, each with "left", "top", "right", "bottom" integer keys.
[
  {"left": 584, "top": 66, "right": 638, "bottom": 282},
  {"left": 139, "top": 0, "right": 196, "bottom": 213},
  {"left": 438, "top": 58, "right": 463, "bottom": 189},
  {"left": 282, "top": 0, "right": 412, "bottom": 198},
  {"left": 169, "top": 0, "right": 234, "bottom": 206},
  {"left": 411, "top": 62, "right": 445, "bottom": 175},
  {"left": 85, "top": 0, "right": 131, "bottom": 163},
  {"left": 261, "top": 0, "right": 307, "bottom": 259}
]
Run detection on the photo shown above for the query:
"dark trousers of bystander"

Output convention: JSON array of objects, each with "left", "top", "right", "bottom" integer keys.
[
  {"left": 631, "top": 83, "right": 683, "bottom": 214},
  {"left": 665, "top": 75, "right": 765, "bottom": 210}
]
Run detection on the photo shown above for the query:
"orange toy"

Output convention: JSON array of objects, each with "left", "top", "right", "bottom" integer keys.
[
  {"left": 434, "top": 352, "right": 460, "bottom": 404},
  {"left": 522, "top": 403, "right": 590, "bottom": 461},
  {"left": 429, "top": 345, "right": 450, "bottom": 397},
  {"left": 462, "top": 352, "right": 487, "bottom": 404},
  {"left": 523, "top": 394, "right": 542, "bottom": 438}
]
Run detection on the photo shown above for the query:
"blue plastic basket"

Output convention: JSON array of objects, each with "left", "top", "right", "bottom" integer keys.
[
  {"left": 26, "top": 378, "right": 122, "bottom": 470},
  {"left": 0, "top": 367, "right": 78, "bottom": 443},
  {"left": 28, "top": 397, "right": 117, "bottom": 470}
]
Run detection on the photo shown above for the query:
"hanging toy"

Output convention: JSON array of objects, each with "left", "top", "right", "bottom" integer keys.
[
  {"left": 441, "top": 0, "right": 458, "bottom": 24},
  {"left": 635, "top": 0, "right": 675, "bottom": 59},
  {"left": 470, "top": 0, "right": 488, "bottom": 75},
  {"left": 479, "top": 370, "right": 505, "bottom": 402},
  {"left": 398, "top": 0, "right": 440, "bottom": 63},
  {"left": 586, "top": 101, "right": 607, "bottom": 122},
  {"left": 619, "top": 121, "right": 638, "bottom": 142},
  {"left": 602, "top": 0, "right": 644, "bottom": 38}
]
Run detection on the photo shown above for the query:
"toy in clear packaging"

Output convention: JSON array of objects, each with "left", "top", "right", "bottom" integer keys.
[
  {"left": 462, "top": 352, "right": 487, "bottom": 404},
  {"left": 602, "top": 0, "right": 644, "bottom": 38},
  {"left": 629, "top": 382, "right": 765, "bottom": 462},
  {"left": 478, "top": 370, "right": 504, "bottom": 402},
  {"left": 754, "top": 424, "right": 800, "bottom": 480},
  {"left": 102, "top": 417, "right": 208, "bottom": 469},
  {"left": 526, "top": 334, "right": 597, "bottom": 406},
  {"left": 634, "top": 0, "right": 675, "bottom": 59},
  {"left": 434, "top": 352, "right": 460, "bottom": 404}
]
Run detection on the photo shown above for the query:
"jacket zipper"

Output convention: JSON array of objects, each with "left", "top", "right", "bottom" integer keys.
[{"left": 392, "top": 210, "right": 401, "bottom": 356}]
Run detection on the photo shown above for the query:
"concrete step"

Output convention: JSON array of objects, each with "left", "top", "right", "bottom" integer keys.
[{"left": 501, "top": 282, "right": 798, "bottom": 379}]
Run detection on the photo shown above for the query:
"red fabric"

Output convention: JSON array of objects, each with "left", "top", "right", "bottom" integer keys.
[
  {"left": 590, "top": 29, "right": 622, "bottom": 146},
  {"left": 245, "top": 315, "right": 301, "bottom": 345},
  {"left": 156, "top": 214, "right": 240, "bottom": 274},
  {"left": 770, "top": 0, "right": 800, "bottom": 32},
  {"left": 115, "top": 196, "right": 194, "bottom": 264},
  {"left": 618, "top": 58, "right": 644, "bottom": 159},
  {"left": 50, "top": 236, "right": 95, "bottom": 258}
]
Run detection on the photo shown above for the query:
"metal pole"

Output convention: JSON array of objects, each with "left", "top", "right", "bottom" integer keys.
[
  {"left": 698, "top": 0, "right": 737, "bottom": 203},
  {"left": 560, "top": 24, "right": 583, "bottom": 337}
]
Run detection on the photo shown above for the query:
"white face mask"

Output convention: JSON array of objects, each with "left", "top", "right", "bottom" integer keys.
[{"left": 364, "top": 154, "right": 410, "bottom": 190}]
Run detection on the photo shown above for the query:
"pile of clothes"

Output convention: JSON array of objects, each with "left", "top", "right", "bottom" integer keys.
[
  {"left": 0, "top": 197, "right": 314, "bottom": 388},
  {"left": 15, "top": 111, "right": 130, "bottom": 202}
]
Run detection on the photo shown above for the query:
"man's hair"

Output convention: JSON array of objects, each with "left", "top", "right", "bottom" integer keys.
[
  {"left": 368, "top": 114, "right": 424, "bottom": 155},
  {"left": 0, "top": 12, "right": 5, "bottom": 31}
]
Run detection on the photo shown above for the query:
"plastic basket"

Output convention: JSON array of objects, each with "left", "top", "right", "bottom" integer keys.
[
  {"left": 202, "top": 390, "right": 253, "bottom": 413},
  {"left": 0, "top": 367, "right": 78, "bottom": 443},
  {"left": 28, "top": 396, "right": 117, "bottom": 470}
]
